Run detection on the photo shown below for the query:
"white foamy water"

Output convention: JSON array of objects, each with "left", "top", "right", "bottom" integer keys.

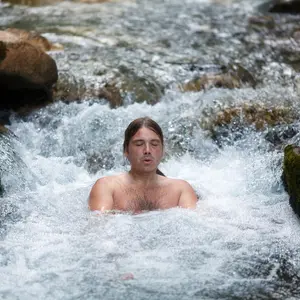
[
  {"left": 1, "top": 92, "right": 300, "bottom": 299},
  {"left": 2, "top": 0, "right": 300, "bottom": 298}
]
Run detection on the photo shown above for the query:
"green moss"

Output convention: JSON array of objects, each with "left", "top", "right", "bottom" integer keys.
[{"left": 283, "top": 144, "right": 300, "bottom": 215}]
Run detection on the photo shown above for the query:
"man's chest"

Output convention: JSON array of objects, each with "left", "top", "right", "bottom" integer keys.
[{"left": 113, "top": 185, "right": 179, "bottom": 211}]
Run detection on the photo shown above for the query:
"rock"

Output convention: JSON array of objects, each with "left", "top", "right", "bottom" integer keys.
[
  {"left": 5, "top": 28, "right": 63, "bottom": 51},
  {"left": 282, "top": 144, "right": 300, "bottom": 216},
  {"left": 265, "top": 124, "right": 298, "bottom": 146},
  {"left": 180, "top": 64, "right": 256, "bottom": 92},
  {"left": 201, "top": 103, "right": 296, "bottom": 146},
  {"left": 248, "top": 16, "right": 275, "bottom": 30},
  {"left": 269, "top": 0, "right": 300, "bottom": 14},
  {"left": 0, "top": 29, "right": 63, "bottom": 52},
  {"left": 291, "top": 28, "right": 300, "bottom": 41},
  {"left": 53, "top": 72, "right": 86, "bottom": 102},
  {"left": 0, "top": 125, "right": 8, "bottom": 196},
  {"left": 0, "top": 41, "right": 58, "bottom": 113},
  {"left": 203, "top": 103, "right": 295, "bottom": 131},
  {"left": 4, "top": 0, "right": 62, "bottom": 7},
  {"left": 54, "top": 67, "right": 164, "bottom": 108},
  {"left": 85, "top": 150, "right": 115, "bottom": 174},
  {"left": 0, "top": 42, "right": 57, "bottom": 86},
  {"left": 0, "top": 125, "right": 38, "bottom": 195},
  {"left": 109, "top": 66, "right": 164, "bottom": 107},
  {"left": 98, "top": 82, "right": 123, "bottom": 108},
  {"left": 280, "top": 48, "right": 300, "bottom": 71}
]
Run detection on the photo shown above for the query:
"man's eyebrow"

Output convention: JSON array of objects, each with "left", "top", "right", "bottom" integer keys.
[{"left": 131, "top": 138, "right": 161, "bottom": 142}]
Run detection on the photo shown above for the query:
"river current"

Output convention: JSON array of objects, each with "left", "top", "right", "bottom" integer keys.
[{"left": 1, "top": 0, "right": 300, "bottom": 299}]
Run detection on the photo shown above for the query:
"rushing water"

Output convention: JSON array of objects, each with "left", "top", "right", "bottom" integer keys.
[{"left": 2, "top": 0, "right": 300, "bottom": 299}]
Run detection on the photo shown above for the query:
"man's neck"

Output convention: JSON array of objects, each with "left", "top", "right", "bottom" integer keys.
[{"left": 128, "top": 169, "right": 158, "bottom": 187}]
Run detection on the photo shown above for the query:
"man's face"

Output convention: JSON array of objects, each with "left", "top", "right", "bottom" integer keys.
[{"left": 125, "top": 127, "right": 163, "bottom": 173}]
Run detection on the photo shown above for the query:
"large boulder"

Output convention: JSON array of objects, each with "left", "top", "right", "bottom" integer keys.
[
  {"left": 0, "top": 40, "right": 58, "bottom": 114},
  {"left": 282, "top": 144, "right": 300, "bottom": 216}
]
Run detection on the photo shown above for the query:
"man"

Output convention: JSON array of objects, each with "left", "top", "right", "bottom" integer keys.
[{"left": 88, "top": 117, "right": 198, "bottom": 212}]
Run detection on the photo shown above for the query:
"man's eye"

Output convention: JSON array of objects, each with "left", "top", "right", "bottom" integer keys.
[
  {"left": 151, "top": 142, "right": 159, "bottom": 146},
  {"left": 135, "top": 142, "right": 143, "bottom": 146}
]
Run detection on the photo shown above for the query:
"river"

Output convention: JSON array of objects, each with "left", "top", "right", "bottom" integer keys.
[{"left": 1, "top": 0, "right": 300, "bottom": 299}]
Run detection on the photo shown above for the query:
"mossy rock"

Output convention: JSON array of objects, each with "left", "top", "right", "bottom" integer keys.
[
  {"left": 201, "top": 103, "right": 295, "bottom": 132},
  {"left": 282, "top": 144, "right": 300, "bottom": 216},
  {"left": 201, "top": 103, "right": 297, "bottom": 147}
]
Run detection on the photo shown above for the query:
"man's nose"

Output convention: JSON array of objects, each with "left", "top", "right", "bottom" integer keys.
[{"left": 144, "top": 143, "right": 151, "bottom": 154}]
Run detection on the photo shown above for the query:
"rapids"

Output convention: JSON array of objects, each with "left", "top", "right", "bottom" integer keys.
[{"left": 1, "top": 0, "right": 300, "bottom": 299}]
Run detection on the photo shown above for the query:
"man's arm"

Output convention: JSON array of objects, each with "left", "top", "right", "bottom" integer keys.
[
  {"left": 178, "top": 180, "right": 198, "bottom": 209},
  {"left": 88, "top": 178, "right": 114, "bottom": 211}
]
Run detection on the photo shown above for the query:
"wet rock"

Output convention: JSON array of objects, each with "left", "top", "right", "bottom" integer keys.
[
  {"left": 0, "top": 125, "right": 8, "bottom": 197},
  {"left": 1, "top": 28, "right": 63, "bottom": 52},
  {"left": 4, "top": 0, "right": 62, "bottom": 7},
  {"left": 248, "top": 16, "right": 275, "bottom": 30},
  {"left": 180, "top": 64, "right": 256, "bottom": 92},
  {"left": 265, "top": 124, "right": 298, "bottom": 146},
  {"left": 78, "top": 0, "right": 119, "bottom": 3},
  {"left": 85, "top": 151, "right": 115, "bottom": 174},
  {"left": 203, "top": 103, "right": 295, "bottom": 131},
  {"left": 282, "top": 144, "right": 300, "bottom": 216},
  {"left": 0, "top": 126, "right": 38, "bottom": 195},
  {"left": 98, "top": 82, "right": 123, "bottom": 108},
  {"left": 53, "top": 72, "right": 86, "bottom": 102},
  {"left": 269, "top": 0, "right": 300, "bottom": 14},
  {"left": 54, "top": 67, "right": 164, "bottom": 108},
  {"left": 0, "top": 41, "right": 58, "bottom": 113},
  {"left": 201, "top": 103, "right": 296, "bottom": 146},
  {"left": 108, "top": 66, "right": 164, "bottom": 107}
]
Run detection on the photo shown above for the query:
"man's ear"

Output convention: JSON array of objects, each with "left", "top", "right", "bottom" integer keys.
[{"left": 124, "top": 148, "right": 129, "bottom": 158}]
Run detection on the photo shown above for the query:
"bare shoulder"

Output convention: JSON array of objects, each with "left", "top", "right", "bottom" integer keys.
[
  {"left": 161, "top": 177, "right": 197, "bottom": 209},
  {"left": 93, "top": 173, "right": 126, "bottom": 188},
  {"left": 88, "top": 173, "right": 126, "bottom": 211},
  {"left": 161, "top": 177, "right": 193, "bottom": 191}
]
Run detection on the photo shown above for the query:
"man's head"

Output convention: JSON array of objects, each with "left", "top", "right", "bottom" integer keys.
[{"left": 123, "top": 117, "right": 164, "bottom": 174}]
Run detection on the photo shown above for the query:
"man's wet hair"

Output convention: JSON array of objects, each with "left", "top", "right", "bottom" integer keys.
[{"left": 123, "top": 117, "right": 165, "bottom": 177}]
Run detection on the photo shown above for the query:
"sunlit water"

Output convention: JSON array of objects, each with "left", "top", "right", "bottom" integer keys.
[{"left": 2, "top": 0, "right": 300, "bottom": 299}]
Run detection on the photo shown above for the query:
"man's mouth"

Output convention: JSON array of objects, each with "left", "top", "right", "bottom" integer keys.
[{"left": 143, "top": 157, "right": 153, "bottom": 163}]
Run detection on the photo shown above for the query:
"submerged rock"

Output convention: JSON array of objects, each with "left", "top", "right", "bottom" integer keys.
[
  {"left": 85, "top": 150, "right": 115, "bottom": 174},
  {"left": 282, "top": 144, "right": 300, "bottom": 216},
  {"left": 248, "top": 16, "right": 276, "bottom": 30},
  {"left": 179, "top": 64, "right": 256, "bottom": 92}
]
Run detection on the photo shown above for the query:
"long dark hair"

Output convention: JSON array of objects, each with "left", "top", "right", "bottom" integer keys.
[{"left": 123, "top": 117, "right": 166, "bottom": 176}]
